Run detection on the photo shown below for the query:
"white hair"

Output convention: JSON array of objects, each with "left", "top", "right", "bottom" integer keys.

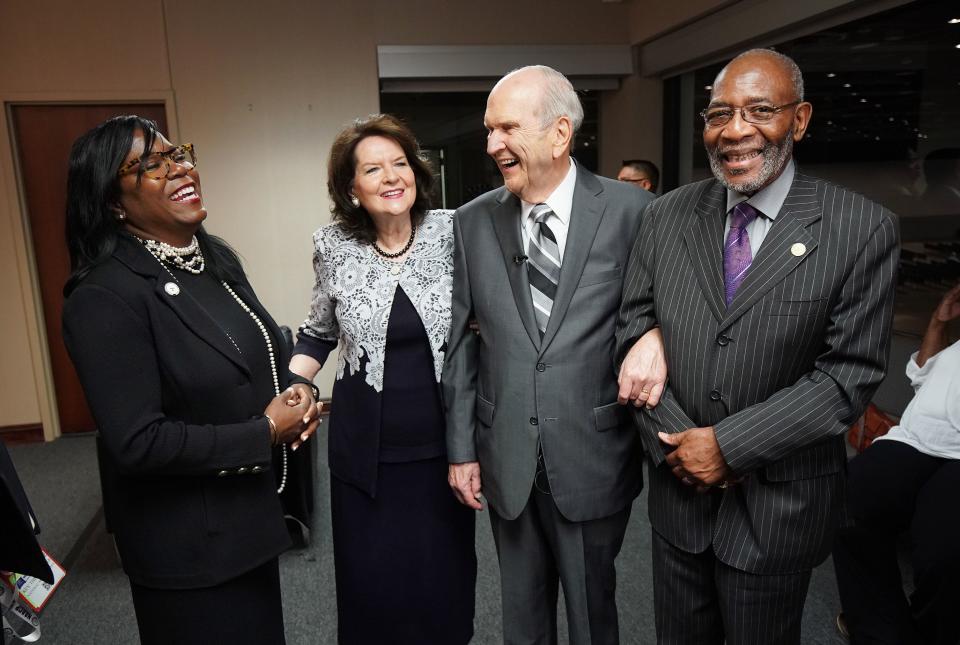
[{"left": 493, "top": 65, "right": 585, "bottom": 134}]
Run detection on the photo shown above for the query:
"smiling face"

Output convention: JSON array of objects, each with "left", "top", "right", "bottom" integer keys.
[
  {"left": 351, "top": 135, "right": 416, "bottom": 224},
  {"left": 484, "top": 70, "right": 572, "bottom": 203},
  {"left": 703, "top": 54, "right": 812, "bottom": 194},
  {"left": 117, "top": 131, "right": 206, "bottom": 246}
]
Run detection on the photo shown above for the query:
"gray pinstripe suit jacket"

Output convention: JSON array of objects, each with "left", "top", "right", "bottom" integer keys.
[
  {"left": 444, "top": 169, "right": 653, "bottom": 522},
  {"left": 616, "top": 171, "right": 899, "bottom": 574}
]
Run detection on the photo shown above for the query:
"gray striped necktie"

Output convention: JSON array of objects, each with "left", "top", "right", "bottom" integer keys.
[{"left": 527, "top": 203, "right": 561, "bottom": 337}]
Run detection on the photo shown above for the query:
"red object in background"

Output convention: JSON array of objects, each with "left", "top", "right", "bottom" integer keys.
[{"left": 847, "top": 403, "right": 898, "bottom": 453}]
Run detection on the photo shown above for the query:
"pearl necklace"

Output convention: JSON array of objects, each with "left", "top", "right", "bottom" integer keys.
[
  {"left": 148, "top": 256, "right": 288, "bottom": 494},
  {"left": 137, "top": 235, "right": 205, "bottom": 274},
  {"left": 373, "top": 226, "right": 416, "bottom": 259},
  {"left": 221, "top": 282, "right": 288, "bottom": 494}
]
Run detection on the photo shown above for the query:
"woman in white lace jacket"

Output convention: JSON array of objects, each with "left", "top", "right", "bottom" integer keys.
[{"left": 289, "top": 115, "right": 475, "bottom": 645}]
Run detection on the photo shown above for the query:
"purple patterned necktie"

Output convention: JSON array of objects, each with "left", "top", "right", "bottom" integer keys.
[{"left": 723, "top": 201, "right": 760, "bottom": 307}]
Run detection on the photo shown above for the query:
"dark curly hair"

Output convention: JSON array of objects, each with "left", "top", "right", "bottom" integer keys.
[{"left": 327, "top": 114, "right": 434, "bottom": 244}]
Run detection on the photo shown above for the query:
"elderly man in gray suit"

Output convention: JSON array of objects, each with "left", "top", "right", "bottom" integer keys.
[
  {"left": 443, "top": 65, "right": 656, "bottom": 644},
  {"left": 616, "top": 49, "right": 899, "bottom": 644}
]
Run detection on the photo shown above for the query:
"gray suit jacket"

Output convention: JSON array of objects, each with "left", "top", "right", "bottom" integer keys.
[
  {"left": 616, "top": 172, "right": 899, "bottom": 574},
  {"left": 444, "top": 167, "right": 653, "bottom": 522}
]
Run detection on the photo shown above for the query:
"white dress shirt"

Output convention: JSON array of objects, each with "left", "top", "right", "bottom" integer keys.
[
  {"left": 875, "top": 340, "right": 960, "bottom": 459},
  {"left": 725, "top": 160, "right": 795, "bottom": 256},
  {"left": 520, "top": 158, "right": 577, "bottom": 261}
]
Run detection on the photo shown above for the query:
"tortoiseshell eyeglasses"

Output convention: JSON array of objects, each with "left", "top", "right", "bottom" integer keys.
[{"left": 117, "top": 143, "right": 196, "bottom": 180}]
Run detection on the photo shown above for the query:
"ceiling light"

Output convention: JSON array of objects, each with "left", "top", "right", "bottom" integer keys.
[
  {"left": 843, "top": 83, "right": 852, "bottom": 88},
  {"left": 949, "top": 18, "right": 960, "bottom": 24},
  {"left": 827, "top": 73, "right": 836, "bottom": 78},
  {"left": 704, "top": 85, "right": 712, "bottom": 90}
]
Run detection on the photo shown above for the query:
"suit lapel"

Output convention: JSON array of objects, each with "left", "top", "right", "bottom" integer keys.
[
  {"left": 539, "top": 169, "right": 604, "bottom": 352},
  {"left": 719, "top": 174, "right": 821, "bottom": 330},
  {"left": 491, "top": 190, "right": 542, "bottom": 348},
  {"left": 114, "top": 237, "right": 251, "bottom": 376},
  {"left": 683, "top": 182, "right": 727, "bottom": 323}
]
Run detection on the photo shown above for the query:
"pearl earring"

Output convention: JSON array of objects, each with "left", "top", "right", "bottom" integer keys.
[{"left": 350, "top": 195, "right": 360, "bottom": 208}]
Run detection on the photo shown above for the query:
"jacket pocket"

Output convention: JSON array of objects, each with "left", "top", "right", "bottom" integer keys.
[
  {"left": 766, "top": 297, "right": 827, "bottom": 318},
  {"left": 579, "top": 267, "right": 622, "bottom": 288},
  {"left": 593, "top": 401, "right": 629, "bottom": 432},
  {"left": 476, "top": 394, "right": 495, "bottom": 427}
]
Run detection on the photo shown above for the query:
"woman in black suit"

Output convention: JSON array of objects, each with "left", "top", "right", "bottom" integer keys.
[{"left": 62, "top": 115, "right": 321, "bottom": 645}]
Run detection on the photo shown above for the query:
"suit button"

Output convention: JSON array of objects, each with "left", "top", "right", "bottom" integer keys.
[
  {"left": 237, "top": 467, "right": 249, "bottom": 475},
  {"left": 217, "top": 469, "right": 229, "bottom": 477},
  {"left": 536, "top": 362, "right": 546, "bottom": 372},
  {"left": 709, "top": 390, "right": 722, "bottom": 401},
  {"left": 529, "top": 417, "right": 539, "bottom": 426},
  {"left": 717, "top": 335, "right": 730, "bottom": 346},
  {"left": 251, "top": 466, "right": 264, "bottom": 474}
]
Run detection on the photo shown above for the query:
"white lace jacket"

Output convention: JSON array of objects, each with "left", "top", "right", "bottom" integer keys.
[{"left": 299, "top": 209, "right": 454, "bottom": 392}]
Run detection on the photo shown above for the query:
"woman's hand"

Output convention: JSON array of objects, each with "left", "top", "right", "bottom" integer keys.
[
  {"left": 918, "top": 282, "right": 960, "bottom": 367},
  {"left": 933, "top": 282, "right": 960, "bottom": 324},
  {"left": 287, "top": 383, "right": 327, "bottom": 450},
  {"left": 264, "top": 388, "right": 319, "bottom": 447}
]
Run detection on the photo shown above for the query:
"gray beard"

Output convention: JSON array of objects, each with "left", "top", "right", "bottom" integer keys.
[{"left": 708, "top": 128, "right": 794, "bottom": 194}]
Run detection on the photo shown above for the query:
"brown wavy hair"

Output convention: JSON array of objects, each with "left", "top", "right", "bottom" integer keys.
[{"left": 327, "top": 114, "right": 434, "bottom": 244}]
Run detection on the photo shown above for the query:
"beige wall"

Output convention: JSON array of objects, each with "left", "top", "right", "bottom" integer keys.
[
  {"left": 0, "top": 0, "right": 726, "bottom": 432},
  {"left": 599, "top": 74, "right": 663, "bottom": 182}
]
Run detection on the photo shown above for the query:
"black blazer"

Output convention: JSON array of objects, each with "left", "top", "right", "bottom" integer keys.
[{"left": 62, "top": 235, "right": 293, "bottom": 589}]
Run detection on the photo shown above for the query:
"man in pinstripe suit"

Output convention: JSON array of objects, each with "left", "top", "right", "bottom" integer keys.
[{"left": 616, "top": 49, "right": 899, "bottom": 644}]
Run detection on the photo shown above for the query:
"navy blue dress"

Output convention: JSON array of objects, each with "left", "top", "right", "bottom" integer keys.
[{"left": 324, "top": 287, "right": 476, "bottom": 644}]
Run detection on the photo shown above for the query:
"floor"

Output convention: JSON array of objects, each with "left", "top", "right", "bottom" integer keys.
[{"left": 6, "top": 430, "right": 850, "bottom": 644}]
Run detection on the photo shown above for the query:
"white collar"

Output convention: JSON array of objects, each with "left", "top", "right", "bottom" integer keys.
[{"left": 520, "top": 158, "right": 577, "bottom": 224}]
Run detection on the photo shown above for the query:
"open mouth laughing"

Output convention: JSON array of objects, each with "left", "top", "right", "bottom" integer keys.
[{"left": 169, "top": 184, "right": 199, "bottom": 203}]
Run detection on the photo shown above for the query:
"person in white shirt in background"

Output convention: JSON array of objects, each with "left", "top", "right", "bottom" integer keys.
[{"left": 833, "top": 282, "right": 960, "bottom": 645}]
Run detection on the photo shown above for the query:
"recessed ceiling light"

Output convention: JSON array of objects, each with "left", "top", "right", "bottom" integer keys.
[
  {"left": 827, "top": 73, "right": 836, "bottom": 78},
  {"left": 704, "top": 85, "right": 713, "bottom": 90},
  {"left": 949, "top": 18, "right": 960, "bottom": 24},
  {"left": 860, "top": 98, "right": 868, "bottom": 103},
  {"left": 843, "top": 83, "right": 852, "bottom": 88}
]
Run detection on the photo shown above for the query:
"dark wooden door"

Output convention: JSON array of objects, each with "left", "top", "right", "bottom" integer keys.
[{"left": 10, "top": 104, "right": 168, "bottom": 435}]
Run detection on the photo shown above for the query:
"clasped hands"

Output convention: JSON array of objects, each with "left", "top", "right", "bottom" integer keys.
[
  {"left": 264, "top": 384, "right": 327, "bottom": 451},
  {"left": 618, "top": 329, "right": 735, "bottom": 492}
]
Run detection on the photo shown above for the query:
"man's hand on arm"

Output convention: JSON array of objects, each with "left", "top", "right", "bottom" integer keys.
[
  {"left": 617, "top": 327, "right": 667, "bottom": 408},
  {"left": 660, "top": 427, "right": 732, "bottom": 493},
  {"left": 448, "top": 461, "right": 483, "bottom": 511}
]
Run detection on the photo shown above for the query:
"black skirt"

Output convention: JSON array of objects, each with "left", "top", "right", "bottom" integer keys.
[
  {"left": 331, "top": 457, "right": 477, "bottom": 645},
  {"left": 129, "top": 558, "right": 285, "bottom": 645}
]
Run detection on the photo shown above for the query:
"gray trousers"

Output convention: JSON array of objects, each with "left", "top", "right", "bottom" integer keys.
[
  {"left": 489, "top": 470, "right": 631, "bottom": 645},
  {"left": 651, "top": 529, "right": 812, "bottom": 645}
]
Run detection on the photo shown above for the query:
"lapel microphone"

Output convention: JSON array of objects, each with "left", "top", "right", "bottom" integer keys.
[{"left": 513, "top": 255, "right": 528, "bottom": 265}]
